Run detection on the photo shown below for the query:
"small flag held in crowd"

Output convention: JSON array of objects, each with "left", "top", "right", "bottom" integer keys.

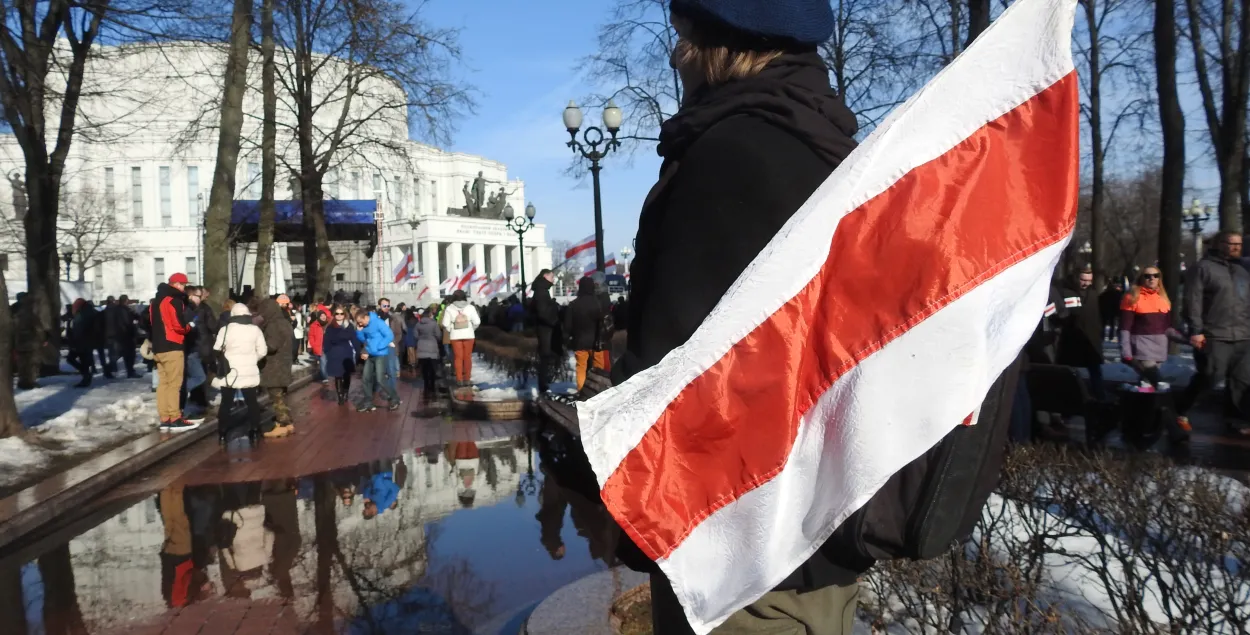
[
  {"left": 391, "top": 252, "right": 412, "bottom": 284},
  {"left": 576, "top": 0, "right": 1080, "bottom": 631}
]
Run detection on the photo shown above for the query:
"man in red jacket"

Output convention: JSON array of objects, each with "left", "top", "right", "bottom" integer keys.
[{"left": 149, "top": 273, "right": 196, "bottom": 430}]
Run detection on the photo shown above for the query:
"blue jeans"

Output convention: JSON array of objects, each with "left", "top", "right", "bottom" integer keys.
[
  {"left": 319, "top": 352, "right": 328, "bottom": 381},
  {"left": 185, "top": 352, "right": 207, "bottom": 393},
  {"left": 386, "top": 348, "right": 400, "bottom": 392},
  {"left": 358, "top": 353, "right": 399, "bottom": 407}
]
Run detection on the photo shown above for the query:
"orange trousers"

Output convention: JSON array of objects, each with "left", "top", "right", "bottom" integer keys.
[
  {"left": 452, "top": 339, "right": 474, "bottom": 382},
  {"left": 575, "top": 350, "right": 611, "bottom": 390}
]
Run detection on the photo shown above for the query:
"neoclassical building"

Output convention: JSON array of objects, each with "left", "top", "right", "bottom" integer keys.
[{"left": 0, "top": 40, "right": 550, "bottom": 304}]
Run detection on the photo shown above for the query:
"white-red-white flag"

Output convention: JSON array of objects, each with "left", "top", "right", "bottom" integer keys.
[
  {"left": 565, "top": 234, "right": 595, "bottom": 260},
  {"left": 391, "top": 252, "right": 412, "bottom": 284},
  {"left": 454, "top": 264, "right": 478, "bottom": 291},
  {"left": 576, "top": 0, "right": 1079, "bottom": 631}
]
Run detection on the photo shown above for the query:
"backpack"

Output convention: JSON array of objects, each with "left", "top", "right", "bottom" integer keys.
[
  {"left": 821, "top": 358, "right": 1021, "bottom": 569},
  {"left": 452, "top": 308, "right": 470, "bottom": 330}
]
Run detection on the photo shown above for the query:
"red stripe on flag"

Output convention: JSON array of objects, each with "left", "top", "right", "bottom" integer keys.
[{"left": 601, "top": 73, "right": 1080, "bottom": 562}]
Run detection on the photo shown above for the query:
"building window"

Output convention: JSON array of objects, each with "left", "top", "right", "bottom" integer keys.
[
  {"left": 187, "top": 166, "right": 199, "bottom": 223},
  {"left": 104, "top": 167, "right": 115, "bottom": 205},
  {"left": 186, "top": 257, "right": 198, "bottom": 284},
  {"left": 124, "top": 258, "right": 134, "bottom": 289},
  {"left": 248, "top": 162, "right": 260, "bottom": 198},
  {"left": 159, "top": 166, "right": 172, "bottom": 227},
  {"left": 335, "top": 272, "right": 345, "bottom": 282},
  {"left": 430, "top": 180, "right": 438, "bottom": 215},
  {"left": 131, "top": 167, "right": 143, "bottom": 226},
  {"left": 372, "top": 173, "right": 382, "bottom": 201},
  {"left": 350, "top": 171, "right": 361, "bottom": 199},
  {"left": 153, "top": 257, "right": 164, "bottom": 289},
  {"left": 93, "top": 260, "right": 103, "bottom": 287},
  {"left": 327, "top": 169, "right": 339, "bottom": 199},
  {"left": 394, "top": 176, "right": 404, "bottom": 216},
  {"left": 414, "top": 178, "right": 421, "bottom": 215}
]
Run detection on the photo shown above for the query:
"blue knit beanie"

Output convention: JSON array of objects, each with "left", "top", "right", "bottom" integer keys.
[{"left": 670, "top": 0, "right": 834, "bottom": 45}]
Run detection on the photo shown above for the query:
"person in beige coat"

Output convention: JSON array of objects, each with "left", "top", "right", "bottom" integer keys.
[{"left": 213, "top": 303, "right": 268, "bottom": 442}]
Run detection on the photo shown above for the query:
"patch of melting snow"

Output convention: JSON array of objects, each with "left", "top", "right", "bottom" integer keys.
[
  {"left": 3, "top": 374, "right": 157, "bottom": 490},
  {"left": 468, "top": 354, "right": 576, "bottom": 402}
]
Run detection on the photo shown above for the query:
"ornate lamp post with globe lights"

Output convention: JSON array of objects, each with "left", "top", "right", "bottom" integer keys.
[
  {"left": 562, "top": 99, "right": 623, "bottom": 272},
  {"left": 503, "top": 202, "right": 536, "bottom": 299},
  {"left": 1183, "top": 198, "right": 1212, "bottom": 263},
  {"left": 620, "top": 244, "right": 634, "bottom": 275}
]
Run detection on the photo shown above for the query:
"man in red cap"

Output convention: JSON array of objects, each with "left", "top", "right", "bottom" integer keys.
[{"left": 149, "top": 273, "right": 197, "bottom": 431}]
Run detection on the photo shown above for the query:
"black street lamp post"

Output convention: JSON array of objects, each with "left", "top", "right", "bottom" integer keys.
[
  {"left": 504, "top": 202, "right": 537, "bottom": 299},
  {"left": 62, "top": 250, "right": 73, "bottom": 282},
  {"left": 563, "top": 100, "right": 623, "bottom": 272}
]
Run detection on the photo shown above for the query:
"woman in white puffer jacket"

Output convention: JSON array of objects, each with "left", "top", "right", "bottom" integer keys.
[{"left": 213, "top": 303, "right": 269, "bottom": 441}]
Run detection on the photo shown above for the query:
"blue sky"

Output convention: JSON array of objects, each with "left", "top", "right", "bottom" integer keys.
[{"left": 421, "top": 0, "right": 661, "bottom": 258}]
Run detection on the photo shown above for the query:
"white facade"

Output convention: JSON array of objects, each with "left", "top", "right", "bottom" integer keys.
[{"left": 0, "top": 41, "right": 550, "bottom": 304}]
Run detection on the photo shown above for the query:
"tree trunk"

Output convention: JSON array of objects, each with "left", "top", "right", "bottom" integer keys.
[
  {"left": 966, "top": 0, "right": 991, "bottom": 47},
  {"left": 255, "top": 0, "right": 278, "bottom": 297},
  {"left": 298, "top": 176, "right": 333, "bottom": 304},
  {"left": 0, "top": 559, "right": 25, "bottom": 634},
  {"left": 22, "top": 169, "right": 63, "bottom": 377},
  {"left": 1156, "top": 0, "right": 1185, "bottom": 302},
  {"left": 203, "top": 0, "right": 254, "bottom": 311},
  {"left": 39, "top": 544, "right": 87, "bottom": 635},
  {"left": 0, "top": 273, "right": 22, "bottom": 438},
  {"left": 1084, "top": 0, "right": 1107, "bottom": 288},
  {"left": 314, "top": 477, "right": 338, "bottom": 632}
]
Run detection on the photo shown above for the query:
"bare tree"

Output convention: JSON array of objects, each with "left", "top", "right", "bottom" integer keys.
[
  {"left": 0, "top": 0, "right": 108, "bottom": 377},
  {"left": 55, "top": 188, "right": 125, "bottom": 281},
  {"left": 271, "top": 0, "right": 469, "bottom": 302},
  {"left": 0, "top": 273, "right": 19, "bottom": 438},
  {"left": 203, "top": 0, "right": 253, "bottom": 312},
  {"left": 1181, "top": 0, "right": 1250, "bottom": 231},
  {"left": 581, "top": 0, "right": 680, "bottom": 152},
  {"left": 254, "top": 0, "right": 278, "bottom": 297},
  {"left": 1156, "top": 0, "right": 1186, "bottom": 299},
  {"left": 1076, "top": 0, "right": 1152, "bottom": 285},
  {"left": 820, "top": 0, "right": 915, "bottom": 132}
]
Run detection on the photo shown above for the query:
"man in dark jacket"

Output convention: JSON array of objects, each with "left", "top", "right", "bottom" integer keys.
[
  {"left": 105, "top": 294, "right": 140, "bottom": 378},
  {"left": 150, "top": 273, "right": 195, "bottom": 430},
  {"left": 1098, "top": 280, "right": 1124, "bottom": 341},
  {"left": 1179, "top": 231, "right": 1250, "bottom": 434},
  {"left": 258, "top": 297, "right": 295, "bottom": 437},
  {"left": 590, "top": 272, "right": 614, "bottom": 373},
  {"left": 68, "top": 299, "right": 97, "bottom": 387},
  {"left": 564, "top": 277, "right": 604, "bottom": 390},
  {"left": 1054, "top": 268, "right": 1105, "bottom": 399},
  {"left": 530, "top": 270, "right": 560, "bottom": 393}
]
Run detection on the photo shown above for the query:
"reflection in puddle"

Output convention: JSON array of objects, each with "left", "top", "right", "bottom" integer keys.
[{"left": 0, "top": 426, "right": 617, "bottom": 634}]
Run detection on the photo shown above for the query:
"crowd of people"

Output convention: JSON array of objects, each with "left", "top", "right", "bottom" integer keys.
[{"left": 1028, "top": 230, "right": 1250, "bottom": 440}]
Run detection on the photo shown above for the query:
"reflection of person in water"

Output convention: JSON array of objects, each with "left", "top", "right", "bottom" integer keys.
[
  {"left": 361, "top": 470, "right": 400, "bottom": 519},
  {"left": 216, "top": 484, "right": 270, "bottom": 599},
  {"left": 445, "top": 441, "right": 480, "bottom": 508},
  {"left": 535, "top": 463, "right": 568, "bottom": 560},
  {"left": 157, "top": 485, "right": 197, "bottom": 608},
  {"left": 262, "top": 479, "right": 301, "bottom": 598}
]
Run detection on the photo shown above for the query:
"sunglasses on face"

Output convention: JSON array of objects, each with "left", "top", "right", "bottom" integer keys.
[
  {"left": 1143, "top": 273, "right": 1160, "bottom": 279},
  {"left": 380, "top": 305, "right": 391, "bottom": 309},
  {"left": 334, "top": 312, "right": 346, "bottom": 316}
]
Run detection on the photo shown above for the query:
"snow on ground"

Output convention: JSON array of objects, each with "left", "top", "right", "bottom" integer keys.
[
  {"left": 2, "top": 370, "right": 157, "bottom": 491},
  {"left": 469, "top": 354, "right": 576, "bottom": 402}
]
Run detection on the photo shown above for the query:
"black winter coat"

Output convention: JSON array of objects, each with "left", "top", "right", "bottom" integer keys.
[
  {"left": 564, "top": 279, "right": 603, "bottom": 352},
  {"left": 614, "top": 52, "right": 862, "bottom": 592},
  {"left": 530, "top": 276, "right": 561, "bottom": 356},
  {"left": 104, "top": 304, "right": 136, "bottom": 342},
  {"left": 1054, "top": 283, "right": 1104, "bottom": 367}
]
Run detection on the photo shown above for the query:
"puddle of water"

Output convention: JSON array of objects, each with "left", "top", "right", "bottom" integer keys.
[{"left": 0, "top": 428, "right": 619, "bottom": 635}]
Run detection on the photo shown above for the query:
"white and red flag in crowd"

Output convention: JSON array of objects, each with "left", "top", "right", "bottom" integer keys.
[
  {"left": 576, "top": 0, "right": 1079, "bottom": 631},
  {"left": 407, "top": 265, "right": 423, "bottom": 283},
  {"left": 391, "top": 251, "right": 412, "bottom": 284},
  {"left": 454, "top": 264, "right": 478, "bottom": 291},
  {"left": 565, "top": 234, "right": 595, "bottom": 260}
]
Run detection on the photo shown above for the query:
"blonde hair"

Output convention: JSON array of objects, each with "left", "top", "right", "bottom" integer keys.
[
  {"left": 1129, "top": 269, "right": 1169, "bottom": 306},
  {"left": 671, "top": 12, "right": 784, "bottom": 86}
]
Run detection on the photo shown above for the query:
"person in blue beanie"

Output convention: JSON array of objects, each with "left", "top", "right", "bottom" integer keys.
[{"left": 610, "top": 1, "right": 863, "bottom": 634}]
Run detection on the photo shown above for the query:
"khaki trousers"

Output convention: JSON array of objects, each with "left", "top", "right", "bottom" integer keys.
[
  {"left": 651, "top": 572, "right": 859, "bottom": 635},
  {"left": 154, "top": 351, "right": 184, "bottom": 421}
]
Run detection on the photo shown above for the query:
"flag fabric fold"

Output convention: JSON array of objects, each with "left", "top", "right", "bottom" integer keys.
[
  {"left": 575, "top": 0, "right": 1080, "bottom": 632},
  {"left": 392, "top": 252, "right": 412, "bottom": 284},
  {"left": 565, "top": 234, "right": 595, "bottom": 260}
]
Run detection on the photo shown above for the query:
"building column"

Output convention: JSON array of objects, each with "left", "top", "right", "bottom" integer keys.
[
  {"left": 470, "top": 243, "right": 486, "bottom": 274},
  {"left": 534, "top": 246, "right": 553, "bottom": 274},
  {"left": 446, "top": 241, "right": 462, "bottom": 280},
  {"left": 423, "top": 240, "right": 439, "bottom": 290},
  {"left": 490, "top": 244, "right": 506, "bottom": 278}
]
